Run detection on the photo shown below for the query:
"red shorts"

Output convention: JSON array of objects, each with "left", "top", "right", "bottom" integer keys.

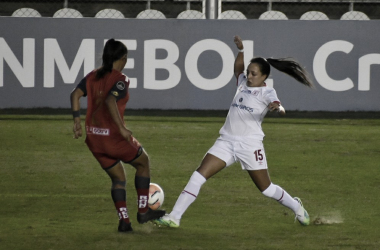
[{"left": 86, "top": 136, "right": 142, "bottom": 170}]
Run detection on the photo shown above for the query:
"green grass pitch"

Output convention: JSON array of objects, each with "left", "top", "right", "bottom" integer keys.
[{"left": 0, "top": 110, "right": 379, "bottom": 250}]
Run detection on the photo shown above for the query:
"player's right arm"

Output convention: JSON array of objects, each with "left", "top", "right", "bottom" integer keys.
[
  {"left": 234, "top": 35, "right": 244, "bottom": 79},
  {"left": 105, "top": 95, "right": 132, "bottom": 141},
  {"left": 105, "top": 80, "right": 132, "bottom": 141}
]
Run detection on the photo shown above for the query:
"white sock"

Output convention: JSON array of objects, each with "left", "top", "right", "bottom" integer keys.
[
  {"left": 170, "top": 171, "right": 206, "bottom": 220},
  {"left": 262, "top": 183, "right": 300, "bottom": 213}
]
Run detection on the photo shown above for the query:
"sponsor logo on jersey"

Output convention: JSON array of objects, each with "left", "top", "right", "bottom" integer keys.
[
  {"left": 116, "top": 81, "right": 125, "bottom": 90},
  {"left": 87, "top": 126, "right": 110, "bottom": 136},
  {"left": 231, "top": 103, "right": 254, "bottom": 113}
]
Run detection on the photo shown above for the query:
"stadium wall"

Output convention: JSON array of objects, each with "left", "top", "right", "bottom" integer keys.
[{"left": 0, "top": 17, "right": 379, "bottom": 111}]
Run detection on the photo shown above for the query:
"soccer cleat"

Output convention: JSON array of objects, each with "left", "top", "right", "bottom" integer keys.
[
  {"left": 118, "top": 220, "right": 133, "bottom": 233},
  {"left": 153, "top": 214, "right": 180, "bottom": 228},
  {"left": 137, "top": 208, "right": 166, "bottom": 224},
  {"left": 294, "top": 197, "right": 310, "bottom": 226}
]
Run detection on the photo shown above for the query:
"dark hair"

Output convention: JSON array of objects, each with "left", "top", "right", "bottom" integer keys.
[
  {"left": 250, "top": 57, "right": 313, "bottom": 88},
  {"left": 96, "top": 39, "right": 128, "bottom": 79}
]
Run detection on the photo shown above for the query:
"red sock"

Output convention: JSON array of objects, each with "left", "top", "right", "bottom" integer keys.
[
  {"left": 136, "top": 189, "right": 149, "bottom": 214},
  {"left": 111, "top": 189, "right": 130, "bottom": 224},
  {"left": 135, "top": 176, "right": 150, "bottom": 214},
  {"left": 115, "top": 201, "right": 130, "bottom": 224}
]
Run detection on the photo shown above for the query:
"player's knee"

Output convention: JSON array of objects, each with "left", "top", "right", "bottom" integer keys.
[
  {"left": 138, "top": 147, "right": 149, "bottom": 162},
  {"left": 131, "top": 148, "right": 150, "bottom": 169}
]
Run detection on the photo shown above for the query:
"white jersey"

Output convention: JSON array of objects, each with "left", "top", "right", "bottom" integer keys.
[{"left": 219, "top": 73, "right": 280, "bottom": 141}]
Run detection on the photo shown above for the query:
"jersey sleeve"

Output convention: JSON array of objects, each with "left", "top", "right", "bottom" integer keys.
[
  {"left": 236, "top": 73, "right": 246, "bottom": 87},
  {"left": 263, "top": 88, "right": 280, "bottom": 105},
  {"left": 75, "top": 77, "right": 87, "bottom": 97},
  {"left": 108, "top": 79, "right": 129, "bottom": 101}
]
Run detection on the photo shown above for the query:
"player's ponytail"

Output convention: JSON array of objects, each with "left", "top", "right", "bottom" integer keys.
[
  {"left": 251, "top": 57, "right": 313, "bottom": 88},
  {"left": 96, "top": 39, "right": 128, "bottom": 79}
]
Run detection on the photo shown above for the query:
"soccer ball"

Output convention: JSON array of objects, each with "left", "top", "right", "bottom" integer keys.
[{"left": 148, "top": 183, "right": 164, "bottom": 210}]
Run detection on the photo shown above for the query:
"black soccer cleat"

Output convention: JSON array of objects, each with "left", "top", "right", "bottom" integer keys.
[
  {"left": 137, "top": 208, "right": 166, "bottom": 224},
  {"left": 118, "top": 220, "right": 133, "bottom": 233}
]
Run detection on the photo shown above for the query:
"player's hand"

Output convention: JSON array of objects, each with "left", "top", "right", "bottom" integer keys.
[
  {"left": 268, "top": 102, "right": 280, "bottom": 112},
  {"left": 268, "top": 102, "right": 285, "bottom": 115},
  {"left": 234, "top": 36, "right": 243, "bottom": 50},
  {"left": 120, "top": 126, "right": 132, "bottom": 142},
  {"left": 73, "top": 120, "right": 82, "bottom": 139}
]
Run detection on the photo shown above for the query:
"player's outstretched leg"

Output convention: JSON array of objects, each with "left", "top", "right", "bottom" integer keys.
[
  {"left": 294, "top": 197, "right": 310, "bottom": 226},
  {"left": 261, "top": 182, "right": 310, "bottom": 226},
  {"left": 153, "top": 171, "right": 207, "bottom": 228}
]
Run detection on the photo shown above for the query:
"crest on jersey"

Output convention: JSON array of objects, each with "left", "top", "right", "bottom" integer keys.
[
  {"left": 112, "top": 91, "right": 119, "bottom": 97},
  {"left": 239, "top": 98, "right": 243, "bottom": 102},
  {"left": 116, "top": 81, "right": 125, "bottom": 90},
  {"left": 252, "top": 90, "right": 260, "bottom": 96}
]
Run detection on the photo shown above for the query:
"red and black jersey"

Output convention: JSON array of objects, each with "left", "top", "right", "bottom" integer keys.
[{"left": 75, "top": 69, "right": 130, "bottom": 153}]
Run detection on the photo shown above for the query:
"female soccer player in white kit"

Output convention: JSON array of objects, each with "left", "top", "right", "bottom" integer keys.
[{"left": 154, "top": 36, "right": 313, "bottom": 227}]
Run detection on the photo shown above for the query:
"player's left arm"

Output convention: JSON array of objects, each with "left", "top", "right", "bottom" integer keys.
[
  {"left": 70, "top": 78, "right": 86, "bottom": 139},
  {"left": 265, "top": 89, "right": 286, "bottom": 116},
  {"left": 268, "top": 102, "right": 286, "bottom": 116}
]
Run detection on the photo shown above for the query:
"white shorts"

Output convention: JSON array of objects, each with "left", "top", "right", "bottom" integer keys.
[{"left": 207, "top": 137, "right": 268, "bottom": 171}]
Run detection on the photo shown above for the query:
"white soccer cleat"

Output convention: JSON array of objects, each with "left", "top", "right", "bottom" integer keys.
[
  {"left": 153, "top": 214, "right": 180, "bottom": 228},
  {"left": 294, "top": 197, "right": 310, "bottom": 226}
]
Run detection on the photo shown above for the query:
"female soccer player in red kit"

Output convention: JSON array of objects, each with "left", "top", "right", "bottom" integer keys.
[{"left": 70, "top": 39, "right": 165, "bottom": 233}]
